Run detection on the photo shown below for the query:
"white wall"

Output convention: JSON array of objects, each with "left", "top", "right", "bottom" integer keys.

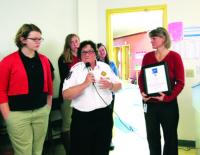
[
  {"left": 96, "top": 0, "right": 200, "bottom": 141},
  {"left": 0, "top": 0, "right": 78, "bottom": 97},
  {"left": 77, "top": 0, "right": 98, "bottom": 42}
]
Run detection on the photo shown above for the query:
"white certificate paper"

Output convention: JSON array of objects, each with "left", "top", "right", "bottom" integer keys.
[{"left": 143, "top": 62, "right": 171, "bottom": 96}]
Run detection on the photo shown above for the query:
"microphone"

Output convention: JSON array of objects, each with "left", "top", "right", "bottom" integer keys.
[
  {"left": 85, "top": 62, "right": 92, "bottom": 72},
  {"left": 85, "top": 62, "right": 94, "bottom": 85}
]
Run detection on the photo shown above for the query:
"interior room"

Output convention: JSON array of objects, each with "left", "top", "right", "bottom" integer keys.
[{"left": 0, "top": 0, "right": 200, "bottom": 155}]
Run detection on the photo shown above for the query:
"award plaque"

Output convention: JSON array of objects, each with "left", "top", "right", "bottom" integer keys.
[{"left": 142, "top": 62, "right": 171, "bottom": 96}]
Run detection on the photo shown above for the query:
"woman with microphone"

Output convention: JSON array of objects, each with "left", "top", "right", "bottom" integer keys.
[{"left": 62, "top": 40, "right": 122, "bottom": 155}]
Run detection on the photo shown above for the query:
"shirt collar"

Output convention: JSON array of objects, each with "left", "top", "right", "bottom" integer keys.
[{"left": 82, "top": 60, "right": 100, "bottom": 71}]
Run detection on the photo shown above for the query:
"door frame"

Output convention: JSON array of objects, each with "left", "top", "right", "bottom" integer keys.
[{"left": 106, "top": 4, "right": 168, "bottom": 59}]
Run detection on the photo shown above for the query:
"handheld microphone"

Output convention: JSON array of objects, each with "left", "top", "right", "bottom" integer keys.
[
  {"left": 85, "top": 62, "right": 92, "bottom": 72},
  {"left": 85, "top": 62, "right": 94, "bottom": 85}
]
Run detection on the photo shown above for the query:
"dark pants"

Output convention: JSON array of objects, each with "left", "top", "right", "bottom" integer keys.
[
  {"left": 144, "top": 100, "right": 179, "bottom": 155},
  {"left": 110, "top": 94, "right": 115, "bottom": 140},
  {"left": 70, "top": 106, "right": 113, "bottom": 155}
]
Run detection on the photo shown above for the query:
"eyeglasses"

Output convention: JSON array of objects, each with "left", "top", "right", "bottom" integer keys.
[
  {"left": 27, "top": 38, "right": 44, "bottom": 42},
  {"left": 81, "top": 50, "right": 94, "bottom": 55}
]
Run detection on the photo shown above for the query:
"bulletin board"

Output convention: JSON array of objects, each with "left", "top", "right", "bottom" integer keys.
[
  {"left": 171, "top": 26, "right": 200, "bottom": 59},
  {"left": 172, "top": 37, "right": 200, "bottom": 59}
]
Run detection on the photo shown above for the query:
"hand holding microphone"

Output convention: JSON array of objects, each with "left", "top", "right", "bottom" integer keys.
[
  {"left": 84, "top": 72, "right": 95, "bottom": 86},
  {"left": 85, "top": 62, "right": 95, "bottom": 85}
]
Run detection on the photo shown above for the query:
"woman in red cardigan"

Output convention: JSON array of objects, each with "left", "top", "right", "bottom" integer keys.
[
  {"left": 138, "top": 27, "right": 185, "bottom": 155},
  {"left": 0, "top": 24, "right": 53, "bottom": 155}
]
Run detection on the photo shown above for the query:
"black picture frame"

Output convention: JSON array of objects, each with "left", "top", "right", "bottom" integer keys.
[{"left": 142, "top": 62, "right": 171, "bottom": 96}]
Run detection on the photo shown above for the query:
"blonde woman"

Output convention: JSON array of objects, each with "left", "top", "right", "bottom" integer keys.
[
  {"left": 58, "top": 34, "right": 80, "bottom": 154},
  {"left": 138, "top": 27, "right": 185, "bottom": 155}
]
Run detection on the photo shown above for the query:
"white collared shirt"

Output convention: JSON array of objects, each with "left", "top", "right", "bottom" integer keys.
[{"left": 62, "top": 61, "right": 121, "bottom": 112}]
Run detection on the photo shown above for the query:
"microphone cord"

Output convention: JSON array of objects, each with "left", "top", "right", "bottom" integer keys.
[
  {"left": 85, "top": 62, "right": 134, "bottom": 132},
  {"left": 92, "top": 83, "right": 134, "bottom": 132}
]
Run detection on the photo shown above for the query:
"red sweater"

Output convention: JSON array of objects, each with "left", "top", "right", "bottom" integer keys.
[
  {"left": 0, "top": 51, "right": 53, "bottom": 104},
  {"left": 138, "top": 51, "right": 185, "bottom": 103}
]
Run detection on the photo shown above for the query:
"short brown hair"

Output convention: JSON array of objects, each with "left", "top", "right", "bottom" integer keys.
[
  {"left": 77, "top": 40, "right": 98, "bottom": 59},
  {"left": 149, "top": 27, "right": 171, "bottom": 49},
  {"left": 15, "top": 24, "right": 42, "bottom": 48}
]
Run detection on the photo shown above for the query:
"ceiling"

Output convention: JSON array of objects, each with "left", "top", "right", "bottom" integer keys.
[{"left": 111, "top": 10, "right": 163, "bottom": 38}]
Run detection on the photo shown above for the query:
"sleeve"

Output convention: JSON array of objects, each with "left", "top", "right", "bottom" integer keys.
[
  {"left": 138, "top": 55, "right": 148, "bottom": 94},
  {"left": 163, "top": 54, "right": 185, "bottom": 102},
  {"left": 48, "top": 59, "right": 54, "bottom": 80},
  {"left": 110, "top": 61, "right": 119, "bottom": 76},
  {"left": 44, "top": 57, "right": 53, "bottom": 95},
  {"left": 58, "top": 55, "right": 70, "bottom": 84},
  {"left": 108, "top": 65, "right": 121, "bottom": 83},
  {"left": 0, "top": 58, "right": 11, "bottom": 103},
  {"left": 62, "top": 67, "right": 77, "bottom": 91}
]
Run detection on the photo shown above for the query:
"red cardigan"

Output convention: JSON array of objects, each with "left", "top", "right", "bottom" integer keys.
[
  {"left": 138, "top": 51, "right": 185, "bottom": 103},
  {"left": 0, "top": 51, "right": 53, "bottom": 104}
]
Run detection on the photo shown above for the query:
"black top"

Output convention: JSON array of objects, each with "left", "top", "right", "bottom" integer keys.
[
  {"left": 8, "top": 51, "right": 47, "bottom": 111},
  {"left": 58, "top": 55, "right": 70, "bottom": 103},
  {"left": 58, "top": 55, "right": 79, "bottom": 103},
  {"left": 48, "top": 59, "right": 55, "bottom": 80}
]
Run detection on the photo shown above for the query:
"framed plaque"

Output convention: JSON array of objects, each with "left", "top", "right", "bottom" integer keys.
[{"left": 142, "top": 62, "right": 171, "bottom": 96}]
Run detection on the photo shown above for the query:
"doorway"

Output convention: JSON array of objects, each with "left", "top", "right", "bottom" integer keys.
[
  {"left": 106, "top": 5, "right": 167, "bottom": 80},
  {"left": 113, "top": 45, "right": 130, "bottom": 80}
]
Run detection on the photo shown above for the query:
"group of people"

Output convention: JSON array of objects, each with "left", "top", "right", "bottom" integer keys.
[
  {"left": 0, "top": 23, "right": 121, "bottom": 155},
  {"left": 0, "top": 23, "right": 185, "bottom": 155}
]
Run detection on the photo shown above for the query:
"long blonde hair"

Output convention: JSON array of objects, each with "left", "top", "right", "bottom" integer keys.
[{"left": 62, "top": 34, "right": 80, "bottom": 63}]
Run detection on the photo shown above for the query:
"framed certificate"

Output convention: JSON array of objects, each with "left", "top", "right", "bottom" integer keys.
[{"left": 142, "top": 62, "right": 171, "bottom": 96}]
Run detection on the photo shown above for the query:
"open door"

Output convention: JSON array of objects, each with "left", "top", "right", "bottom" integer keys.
[
  {"left": 113, "top": 45, "right": 130, "bottom": 80},
  {"left": 106, "top": 4, "right": 167, "bottom": 81}
]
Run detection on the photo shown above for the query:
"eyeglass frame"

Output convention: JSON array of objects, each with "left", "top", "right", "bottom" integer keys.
[
  {"left": 81, "top": 50, "right": 95, "bottom": 55},
  {"left": 26, "top": 37, "right": 44, "bottom": 42}
]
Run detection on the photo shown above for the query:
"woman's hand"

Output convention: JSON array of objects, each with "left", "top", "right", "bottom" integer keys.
[
  {"left": 151, "top": 92, "right": 165, "bottom": 101},
  {"left": 98, "top": 77, "right": 112, "bottom": 89},
  {"left": 141, "top": 92, "right": 151, "bottom": 102},
  {"left": 84, "top": 72, "right": 95, "bottom": 86},
  {"left": 0, "top": 103, "right": 10, "bottom": 120},
  {"left": 47, "top": 95, "right": 52, "bottom": 107}
]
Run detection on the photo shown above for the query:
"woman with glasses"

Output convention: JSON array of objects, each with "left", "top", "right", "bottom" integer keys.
[
  {"left": 138, "top": 27, "right": 185, "bottom": 155},
  {"left": 62, "top": 40, "right": 122, "bottom": 155},
  {"left": 58, "top": 34, "right": 80, "bottom": 154},
  {"left": 0, "top": 23, "right": 53, "bottom": 155}
]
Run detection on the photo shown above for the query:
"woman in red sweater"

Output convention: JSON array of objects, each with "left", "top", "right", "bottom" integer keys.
[
  {"left": 138, "top": 27, "right": 185, "bottom": 155},
  {"left": 0, "top": 24, "right": 53, "bottom": 155}
]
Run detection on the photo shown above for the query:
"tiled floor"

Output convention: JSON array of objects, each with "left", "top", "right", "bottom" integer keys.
[{"left": 0, "top": 82, "right": 198, "bottom": 155}]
